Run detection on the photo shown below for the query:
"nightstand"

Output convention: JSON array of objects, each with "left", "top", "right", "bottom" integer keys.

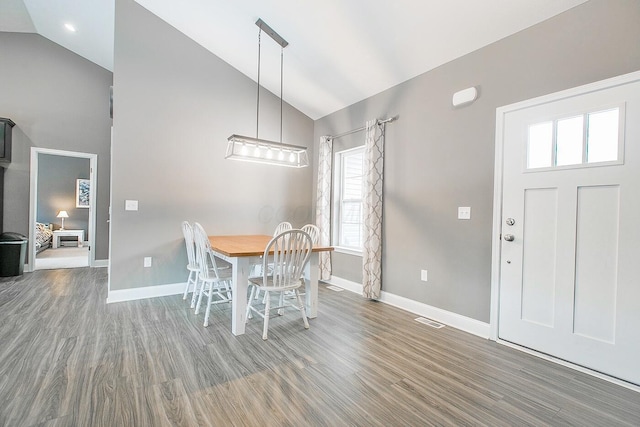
[{"left": 52, "top": 229, "right": 84, "bottom": 249}]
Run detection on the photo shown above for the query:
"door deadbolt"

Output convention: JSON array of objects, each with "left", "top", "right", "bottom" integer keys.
[{"left": 506, "top": 218, "right": 515, "bottom": 226}]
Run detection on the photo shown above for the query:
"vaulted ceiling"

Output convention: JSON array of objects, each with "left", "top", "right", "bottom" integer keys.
[{"left": 1, "top": 0, "right": 588, "bottom": 119}]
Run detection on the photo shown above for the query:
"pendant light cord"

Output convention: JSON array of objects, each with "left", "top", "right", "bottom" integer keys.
[
  {"left": 256, "top": 29, "right": 262, "bottom": 139},
  {"left": 256, "top": 24, "right": 285, "bottom": 143},
  {"left": 280, "top": 47, "right": 283, "bottom": 143}
]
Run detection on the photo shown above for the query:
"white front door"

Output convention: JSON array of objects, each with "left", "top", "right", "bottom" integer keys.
[{"left": 497, "top": 73, "right": 640, "bottom": 386}]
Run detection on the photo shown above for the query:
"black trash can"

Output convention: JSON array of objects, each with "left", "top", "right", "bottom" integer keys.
[{"left": 0, "top": 232, "right": 28, "bottom": 277}]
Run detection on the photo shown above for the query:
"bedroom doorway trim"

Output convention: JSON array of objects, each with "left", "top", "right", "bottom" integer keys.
[{"left": 28, "top": 147, "right": 98, "bottom": 271}]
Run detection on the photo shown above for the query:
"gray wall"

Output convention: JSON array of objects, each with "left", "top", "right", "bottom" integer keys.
[
  {"left": 0, "top": 32, "right": 112, "bottom": 260},
  {"left": 313, "top": 0, "right": 640, "bottom": 322},
  {"left": 109, "top": 0, "right": 314, "bottom": 291},
  {"left": 37, "top": 154, "right": 90, "bottom": 237}
]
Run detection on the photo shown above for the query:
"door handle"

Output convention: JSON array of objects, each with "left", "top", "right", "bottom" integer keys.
[{"left": 503, "top": 234, "right": 515, "bottom": 242}]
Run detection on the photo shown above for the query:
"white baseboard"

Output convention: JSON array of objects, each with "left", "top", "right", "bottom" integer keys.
[
  {"left": 324, "top": 276, "right": 490, "bottom": 339},
  {"left": 107, "top": 282, "right": 186, "bottom": 304},
  {"left": 323, "top": 276, "right": 363, "bottom": 294},
  {"left": 380, "top": 290, "right": 490, "bottom": 338}
]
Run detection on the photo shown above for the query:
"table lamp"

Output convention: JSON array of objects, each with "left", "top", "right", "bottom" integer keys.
[{"left": 56, "top": 210, "right": 69, "bottom": 230}]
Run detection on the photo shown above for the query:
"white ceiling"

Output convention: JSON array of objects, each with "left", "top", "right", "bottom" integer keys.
[{"left": 1, "top": 0, "right": 588, "bottom": 119}]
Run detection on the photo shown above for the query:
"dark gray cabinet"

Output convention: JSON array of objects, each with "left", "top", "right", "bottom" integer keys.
[{"left": 0, "top": 118, "right": 15, "bottom": 167}]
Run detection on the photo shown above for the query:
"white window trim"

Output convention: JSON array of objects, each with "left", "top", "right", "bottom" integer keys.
[
  {"left": 333, "top": 246, "right": 363, "bottom": 256},
  {"left": 332, "top": 145, "right": 365, "bottom": 255}
]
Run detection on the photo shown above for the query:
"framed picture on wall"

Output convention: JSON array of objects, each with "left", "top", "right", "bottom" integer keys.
[{"left": 76, "top": 179, "right": 90, "bottom": 208}]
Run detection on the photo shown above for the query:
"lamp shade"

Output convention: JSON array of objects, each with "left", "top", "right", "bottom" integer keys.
[{"left": 56, "top": 210, "right": 69, "bottom": 230}]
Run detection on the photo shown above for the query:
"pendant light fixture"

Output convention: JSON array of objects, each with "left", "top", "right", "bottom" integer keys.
[{"left": 225, "top": 19, "right": 309, "bottom": 168}]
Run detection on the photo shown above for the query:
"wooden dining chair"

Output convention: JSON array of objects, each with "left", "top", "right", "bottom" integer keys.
[
  {"left": 246, "top": 229, "right": 313, "bottom": 340},
  {"left": 283, "top": 224, "right": 319, "bottom": 300},
  {"left": 251, "top": 221, "right": 293, "bottom": 292},
  {"left": 192, "top": 222, "right": 233, "bottom": 327},
  {"left": 301, "top": 224, "right": 320, "bottom": 244},
  {"left": 181, "top": 221, "right": 200, "bottom": 307}
]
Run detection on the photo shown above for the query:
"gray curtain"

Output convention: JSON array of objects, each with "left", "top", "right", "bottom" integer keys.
[
  {"left": 315, "top": 136, "right": 332, "bottom": 280},
  {"left": 362, "top": 119, "right": 385, "bottom": 299}
]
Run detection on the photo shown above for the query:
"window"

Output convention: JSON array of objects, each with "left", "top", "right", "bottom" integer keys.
[
  {"left": 556, "top": 115, "right": 584, "bottom": 166},
  {"left": 586, "top": 109, "right": 619, "bottom": 163},
  {"left": 527, "top": 121, "right": 553, "bottom": 168},
  {"left": 333, "top": 146, "right": 365, "bottom": 252},
  {"left": 526, "top": 106, "right": 622, "bottom": 170}
]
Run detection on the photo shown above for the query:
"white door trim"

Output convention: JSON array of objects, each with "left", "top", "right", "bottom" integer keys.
[
  {"left": 28, "top": 147, "right": 98, "bottom": 270},
  {"left": 489, "top": 70, "right": 640, "bottom": 390}
]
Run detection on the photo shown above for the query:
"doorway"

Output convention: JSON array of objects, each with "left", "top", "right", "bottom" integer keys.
[
  {"left": 491, "top": 71, "right": 640, "bottom": 387},
  {"left": 28, "top": 148, "right": 97, "bottom": 270}
]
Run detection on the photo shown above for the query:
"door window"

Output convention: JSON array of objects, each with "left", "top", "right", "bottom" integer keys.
[{"left": 526, "top": 106, "right": 622, "bottom": 170}]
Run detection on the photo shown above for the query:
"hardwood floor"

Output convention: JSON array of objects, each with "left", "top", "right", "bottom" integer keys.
[{"left": 0, "top": 268, "right": 638, "bottom": 426}]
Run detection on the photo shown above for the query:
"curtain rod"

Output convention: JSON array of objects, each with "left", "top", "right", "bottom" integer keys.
[{"left": 326, "top": 115, "right": 398, "bottom": 140}]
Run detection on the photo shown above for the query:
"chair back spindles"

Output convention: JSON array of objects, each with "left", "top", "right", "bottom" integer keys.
[
  {"left": 193, "top": 222, "right": 224, "bottom": 281},
  {"left": 181, "top": 221, "right": 200, "bottom": 302},
  {"left": 182, "top": 221, "right": 197, "bottom": 266},
  {"left": 273, "top": 221, "right": 292, "bottom": 236},
  {"left": 301, "top": 224, "right": 320, "bottom": 245}
]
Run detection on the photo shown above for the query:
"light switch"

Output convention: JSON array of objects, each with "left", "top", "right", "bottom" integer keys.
[
  {"left": 125, "top": 200, "right": 139, "bottom": 211},
  {"left": 144, "top": 257, "right": 152, "bottom": 267},
  {"left": 421, "top": 270, "right": 428, "bottom": 282},
  {"left": 458, "top": 206, "right": 471, "bottom": 220}
]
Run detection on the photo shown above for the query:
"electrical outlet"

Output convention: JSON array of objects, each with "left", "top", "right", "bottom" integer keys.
[
  {"left": 421, "top": 269, "right": 428, "bottom": 282},
  {"left": 144, "top": 257, "right": 152, "bottom": 267}
]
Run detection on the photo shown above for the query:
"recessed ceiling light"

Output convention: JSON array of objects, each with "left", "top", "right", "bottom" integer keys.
[{"left": 64, "top": 23, "right": 76, "bottom": 32}]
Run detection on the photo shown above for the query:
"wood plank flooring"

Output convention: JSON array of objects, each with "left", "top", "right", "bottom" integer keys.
[{"left": 0, "top": 268, "right": 638, "bottom": 426}]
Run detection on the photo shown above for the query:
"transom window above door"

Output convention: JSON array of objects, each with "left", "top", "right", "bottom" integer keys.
[{"left": 526, "top": 106, "right": 624, "bottom": 170}]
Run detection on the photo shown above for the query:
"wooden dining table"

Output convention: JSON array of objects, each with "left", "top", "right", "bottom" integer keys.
[{"left": 208, "top": 234, "right": 334, "bottom": 336}]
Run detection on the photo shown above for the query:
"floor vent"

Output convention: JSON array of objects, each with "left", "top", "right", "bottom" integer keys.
[
  {"left": 415, "top": 317, "right": 445, "bottom": 328},
  {"left": 326, "top": 285, "right": 344, "bottom": 292}
]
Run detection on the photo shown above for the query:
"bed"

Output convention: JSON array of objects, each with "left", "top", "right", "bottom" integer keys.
[{"left": 35, "top": 222, "right": 53, "bottom": 254}]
